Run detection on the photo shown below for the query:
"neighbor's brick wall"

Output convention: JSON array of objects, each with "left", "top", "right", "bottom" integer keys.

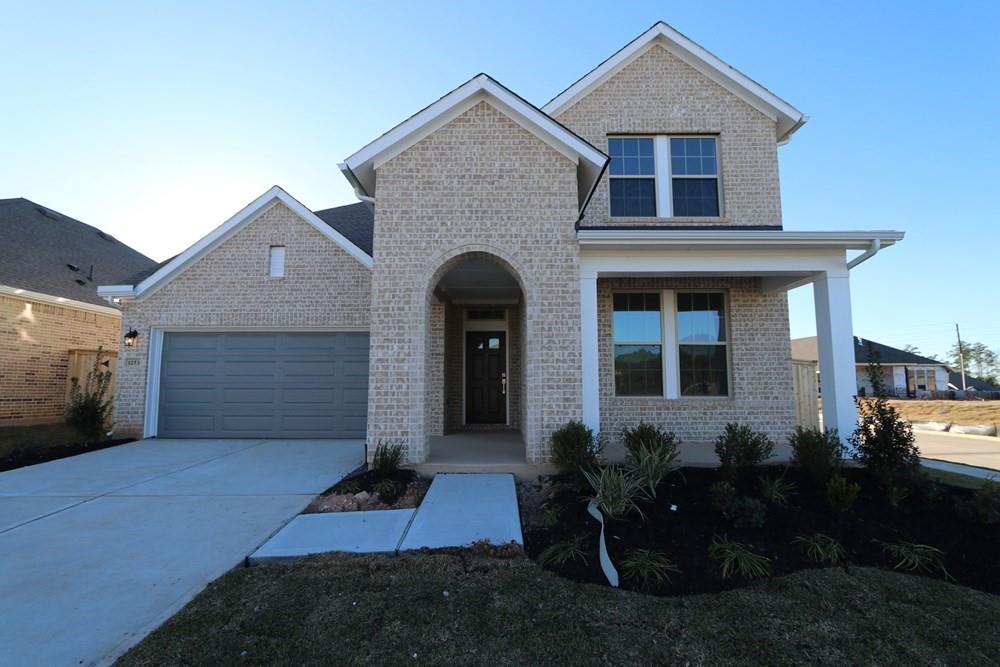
[
  {"left": 371, "top": 100, "right": 582, "bottom": 463},
  {"left": 555, "top": 44, "right": 783, "bottom": 228},
  {"left": 598, "top": 277, "right": 796, "bottom": 447},
  {"left": 114, "top": 202, "right": 372, "bottom": 437},
  {"left": 0, "top": 295, "right": 119, "bottom": 425}
]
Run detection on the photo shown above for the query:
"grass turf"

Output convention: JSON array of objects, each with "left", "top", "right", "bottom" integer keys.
[{"left": 117, "top": 553, "right": 1000, "bottom": 666}]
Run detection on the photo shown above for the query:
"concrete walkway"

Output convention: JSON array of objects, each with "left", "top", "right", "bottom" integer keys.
[{"left": 0, "top": 438, "right": 362, "bottom": 667}]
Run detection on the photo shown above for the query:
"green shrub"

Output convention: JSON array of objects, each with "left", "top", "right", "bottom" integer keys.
[
  {"left": 372, "top": 478, "right": 404, "bottom": 503},
  {"left": 878, "top": 541, "right": 951, "bottom": 579},
  {"left": 538, "top": 535, "right": 590, "bottom": 567},
  {"left": 954, "top": 480, "right": 1000, "bottom": 525},
  {"left": 708, "top": 536, "right": 771, "bottom": 580},
  {"left": 621, "top": 422, "right": 678, "bottom": 459},
  {"left": 625, "top": 442, "right": 679, "bottom": 499},
  {"left": 789, "top": 427, "right": 844, "bottom": 484},
  {"left": 793, "top": 533, "right": 846, "bottom": 565},
  {"left": 336, "top": 479, "right": 362, "bottom": 495},
  {"left": 825, "top": 474, "right": 860, "bottom": 513},
  {"left": 620, "top": 549, "right": 681, "bottom": 590},
  {"left": 371, "top": 440, "right": 404, "bottom": 474},
  {"left": 758, "top": 474, "right": 796, "bottom": 506},
  {"left": 714, "top": 423, "right": 775, "bottom": 480},
  {"left": 885, "top": 483, "right": 911, "bottom": 509},
  {"left": 65, "top": 347, "right": 113, "bottom": 441},
  {"left": 850, "top": 353, "right": 920, "bottom": 483},
  {"left": 582, "top": 466, "right": 644, "bottom": 520},
  {"left": 711, "top": 481, "right": 767, "bottom": 528},
  {"left": 550, "top": 421, "right": 602, "bottom": 475}
]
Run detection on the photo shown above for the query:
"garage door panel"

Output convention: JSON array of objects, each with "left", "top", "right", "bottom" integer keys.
[{"left": 158, "top": 332, "right": 369, "bottom": 438}]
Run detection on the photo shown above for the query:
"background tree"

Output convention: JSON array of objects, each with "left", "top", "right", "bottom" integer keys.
[{"left": 947, "top": 341, "right": 1000, "bottom": 385}]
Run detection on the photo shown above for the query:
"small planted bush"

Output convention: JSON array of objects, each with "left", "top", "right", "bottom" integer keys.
[
  {"left": 954, "top": 480, "right": 1000, "bottom": 525},
  {"left": 758, "top": 474, "right": 796, "bottom": 506},
  {"left": 789, "top": 427, "right": 844, "bottom": 484},
  {"left": 711, "top": 481, "right": 767, "bottom": 528},
  {"left": 825, "top": 474, "right": 860, "bottom": 513},
  {"left": 583, "top": 466, "right": 644, "bottom": 520},
  {"left": 885, "top": 483, "right": 911, "bottom": 509},
  {"left": 879, "top": 541, "right": 951, "bottom": 579},
  {"left": 794, "top": 533, "right": 847, "bottom": 566},
  {"left": 625, "top": 442, "right": 679, "bottom": 499},
  {"left": 538, "top": 535, "right": 590, "bottom": 567},
  {"left": 65, "top": 347, "right": 113, "bottom": 441},
  {"left": 620, "top": 549, "right": 681, "bottom": 591},
  {"left": 714, "top": 423, "right": 775, "bottom": 480},
  {"left": 708, "top": 536, "right": 771, "bottom": 580},
  {"left": 621, "top": 422, "right": 679, "bottom": 459},
  {"left": 371, "top": 478, "right": 404, "bottom": 503},
  {"left": 850, "top": 354, "right": 921, "bottom": 483},
  {"left": 371, "top": 440, "right": 404, "bottom": 474},
  {"left": 551, "top": 420, "right": 602, "bottom": 475}
]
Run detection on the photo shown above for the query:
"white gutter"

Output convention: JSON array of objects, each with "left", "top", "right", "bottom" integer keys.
[
  {"left": 1, "top": 284, "right": 122, "bottom": 316},
  {"left": 576, "top": 228, "right": 904, "bottom": 250},
  {"left": 846, "top": 238, "right": 882, "bottom": 269}
]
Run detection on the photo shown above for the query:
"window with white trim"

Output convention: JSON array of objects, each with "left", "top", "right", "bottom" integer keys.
[
  {"left": 612, "top": 290, "right": 729, "bottom": 398},
  {"left": 268, "top": 245, "right": 286, "bottom": 278},
  {"left": 608, "top": 136, "right": 720, "bottom": 218},
  {"left": 907, "top": 367, "right": 937, "bottom": 393}
]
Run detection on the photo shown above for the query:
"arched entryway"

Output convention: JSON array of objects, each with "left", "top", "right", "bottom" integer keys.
[{"left": 423, "top": 249, "right": 530, "bottom": 464}]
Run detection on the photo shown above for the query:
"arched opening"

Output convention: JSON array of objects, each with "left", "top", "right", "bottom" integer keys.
[{"left": 424, "top": 251, "right": 528, "bottom": 464}]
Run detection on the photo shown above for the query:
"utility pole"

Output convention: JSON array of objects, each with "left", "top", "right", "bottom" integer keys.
[{"left": 956, "top": 323, "right": 967, "bottom": 391}]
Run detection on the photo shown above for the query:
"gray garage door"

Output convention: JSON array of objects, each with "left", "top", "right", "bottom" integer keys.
[{"left": 157, "top": 332, "right": 369, "bottom": 438}]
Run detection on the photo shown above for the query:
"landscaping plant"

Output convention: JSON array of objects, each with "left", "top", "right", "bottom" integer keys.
[
  {"left": 620, "top": 549, "right": 681, "bottom": 591},
  {"left": 621, "top": 422, "right": 678, "bottom": 460},
  {"left": 538, "top": 535, "right": 591, "bottom": 567},
  {"left": 710, "top": 481, "right": 767, "bottom": 528},
  {"left": 850, "top": 352, "right": 920, "bottom": 484},
  {"left": 953, "top": 479, "right": 1000, "bottom": 525},
  {"left": 878, "top": 540, "right": 951, "bottom": 579},
  {"left": 371, "top": 440, "right": 404, "bottom": 474},
  {"left": 550, "top": 420, "right": 602, "bottom": 475},
  {"left": 825, "top": 474, "right": 860, "bottom": 513},
  {"left": 65, "top": 347, "right": 113, "bottom": 441},
  {"left": 789, "top": 427, "right": 844, "bottom": 484},
  {"left": 625, "top": 441, "right": 679, "bottom": 499},
  {"left": 708, "top": 536, "right": 771, "bottom": 580},
  {"left": 758, "top": 474, "right": 796, "bottom": 506},
  {"left": 582, "top": 466, "right": 644, "bottom": 520},
  {"left": 793, "top": 534, "right": 847, "bottom": 566},
  {"left": 372, "top": 478, "right": 404, "bottom": 503},
  {"left": 885, "top": 483, "right": 910, "bottom": 509},
  {"left": 714, "top": 423, "right": 775, "bottom": 482}
]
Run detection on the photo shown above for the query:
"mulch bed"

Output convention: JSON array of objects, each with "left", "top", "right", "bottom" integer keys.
[
  {"left": 524, "top": 466, "right": 1000, "bottom": 597},
  {"left": 306, "top": 468, "right": 428, "bottom": 513},
  {"left": 0, "top": 438, "right": 135, "bottom": 473}
]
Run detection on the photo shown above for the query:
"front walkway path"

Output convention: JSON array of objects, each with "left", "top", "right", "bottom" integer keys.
[{"left": 0, "top": 438, "right": 362, "bottom": 667}]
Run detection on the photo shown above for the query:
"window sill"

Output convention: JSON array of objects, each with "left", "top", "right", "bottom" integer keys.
[
  {"left": 605, "top": 217, "right": 731, "bottom": 224},
  {"left": 611, "top": 395, "right": 734, "bottom": 401}
]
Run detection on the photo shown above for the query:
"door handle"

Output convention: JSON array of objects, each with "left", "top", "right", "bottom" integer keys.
[{"left": 501, "top": 372, "right": 507, "bottom": 396}]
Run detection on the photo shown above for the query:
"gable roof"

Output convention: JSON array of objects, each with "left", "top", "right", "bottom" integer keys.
[
  {"left": 98, "top": 186, "right": 372, "bottom": 301},
  {"left": 948, "top": 372, "right": 1000, "bottom": 392},
  {"left": 313, "top": 202, "right": 374, "bottom": 256},
  {"left": 0, "top": 197, "right": 156, "bottom": 308},
  {"left": 339, "top": 73, "right": 608, "bottom": 214},
  {"left": 791, "top": 336, "right": 946, "bottom": 367},
  {"left": 543, "top": 21, "right": 807, "bottom": 144}
]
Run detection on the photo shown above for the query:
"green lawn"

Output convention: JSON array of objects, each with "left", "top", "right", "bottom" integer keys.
[
  {"left": 117, "top": 553, "right": 1000, "bottom": 666},
  {"left": 923, "top": 465, "right": 995, "bottom": 489}
]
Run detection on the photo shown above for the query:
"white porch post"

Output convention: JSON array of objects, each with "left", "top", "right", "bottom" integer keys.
[
  {"left": 580, "top": 271, "right": 600, "bottom": 434},
  {"left": 813, "top": 270, "right": 858, "bottom": 448}
]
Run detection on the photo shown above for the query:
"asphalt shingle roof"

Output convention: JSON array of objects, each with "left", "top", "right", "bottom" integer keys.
[
  {"left": 0, "top": 198, "right": 157, "bottom": 306},
  {"left": 312, "top": 202, "right": 374, "bottom": 257}
]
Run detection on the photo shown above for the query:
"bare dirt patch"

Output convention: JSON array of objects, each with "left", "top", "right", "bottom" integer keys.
[{"left": 878, "top": 399, "right": 1000, "bottom": 426}]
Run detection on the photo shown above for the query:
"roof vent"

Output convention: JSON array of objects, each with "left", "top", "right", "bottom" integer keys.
[
  {"left": 36, "top": 207, "right": 60, "bottom": 220},
  {"left": 97, "top": 231, "right": 115, "bottom": 242},
  {"left": 66, "top": 263, "right": 80, "bottom": 272},
  {"left": 75, "top": 279, "right": 87, "bottom": 286}
]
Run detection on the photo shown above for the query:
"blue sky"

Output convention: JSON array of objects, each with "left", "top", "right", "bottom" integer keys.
[{"left": 3, "top": 1, "right": 998, "bottom": 360}]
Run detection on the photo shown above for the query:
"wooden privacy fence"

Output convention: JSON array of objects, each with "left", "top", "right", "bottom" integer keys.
[
  {"left": 65, "top": 349, "right": 118, "bottom": 404},
  {"left": 792, "top": 359, "right": 820, "bottom": 430}
]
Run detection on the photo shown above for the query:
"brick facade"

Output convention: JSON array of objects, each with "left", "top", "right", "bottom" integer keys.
[
  {"left": 0, "top": 295, "right": 120, "bottom": 425},
  {"left": 370, "top": 101, "right": 582, "bottom": 463},
  {"left": 598, "top": 277, "right": 796, "bottom": 449},
  {"left": 113, "top": 202, "right": 372, "bottom": 437},
  {"left": 555, "top": 44, "right": 782, "bottom": 228}
]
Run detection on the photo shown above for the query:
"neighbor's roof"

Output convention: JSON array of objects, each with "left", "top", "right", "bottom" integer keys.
[
  {"left": 791, "top": 336, "right": 946, "bottom": 367},
  {"left": 947, "top": 372, "right": 1000, "bottom": 392},
  {"left": 543, "top": 21, "right": 807, "bottom": 143},
  {"left": 0, "top": 198, "right": 156, "bottom": 307}
]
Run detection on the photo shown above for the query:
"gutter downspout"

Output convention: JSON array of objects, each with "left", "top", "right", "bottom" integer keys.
[{"left": 847, "top": 238, "right": 881, "bottom": 270}]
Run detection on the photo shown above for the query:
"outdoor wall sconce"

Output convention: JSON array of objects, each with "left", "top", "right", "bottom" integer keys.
[{"left": 123, "top": 328, "right": 139, "bottom": 347}]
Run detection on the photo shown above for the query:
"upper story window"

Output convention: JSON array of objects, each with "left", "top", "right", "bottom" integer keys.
[{"left": 608, "top": 136, "right": 721, "bottom": 218}]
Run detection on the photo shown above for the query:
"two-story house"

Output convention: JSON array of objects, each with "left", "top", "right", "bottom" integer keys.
[{"left": 98, "top": 22, "right": 902, "bottom": 465}]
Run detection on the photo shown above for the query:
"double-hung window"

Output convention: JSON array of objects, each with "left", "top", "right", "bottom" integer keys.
[
  {"left": 612, "top": 290, "right": 729, "bottom": 398},
  {"left": 608, "top": 135, "right": 720, "bottom": 218}
]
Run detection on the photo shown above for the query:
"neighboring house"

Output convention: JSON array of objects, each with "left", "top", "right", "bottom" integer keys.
[
  {"left": 791, "top": 336, "right": 949, "bottom": 398},
  {"left": 99, "top": 22, "right": 903, "bottom": 464},
  {"left": 947, "top": 372, "right": 1000, "bottom": 393},
  {"left": 0, "top": 198, "right": 157, "bottom": 425}
]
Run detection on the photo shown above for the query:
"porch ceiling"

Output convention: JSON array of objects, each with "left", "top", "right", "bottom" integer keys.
[{"left": 436, "top": 259, "right": 521, "bottom": 304}]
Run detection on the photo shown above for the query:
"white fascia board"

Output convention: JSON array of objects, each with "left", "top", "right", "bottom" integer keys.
[
  {"left": 1, "top": 284, "right": 122, "bottom": 316},
  {"left": 576, "top": 228, "right": 904, "bottom": 251},
  {"left": 341, "top": 74, "right": 607, "bottom": 206},
  {"left": 543, "top": 22, "right": 806, "bottom": 142},
  {"left": 103, "top": 186, "right": 372, "bottom": 302}
]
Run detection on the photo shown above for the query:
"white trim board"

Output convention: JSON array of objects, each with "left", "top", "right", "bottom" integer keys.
[
  {"left": 543, "top": 21, "right": 807, "bottom": 143},
  {"left": 0, "top": 284, "right": 122, "bottom": 317},
  {"left": 98, "top": 186, "right": 372, "bottom": 302}
]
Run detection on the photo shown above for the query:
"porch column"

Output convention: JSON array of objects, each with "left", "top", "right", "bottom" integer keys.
[
  {"left": 813, "top": 270, "right": 858, "bottom": 449},
  {"left": 580, "top": 271, "right": 600, "bottom": 434}
]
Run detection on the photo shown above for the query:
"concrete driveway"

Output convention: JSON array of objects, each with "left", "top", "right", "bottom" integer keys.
[{"left": 0, "top": 438, "right": 363, "bottom": 667}]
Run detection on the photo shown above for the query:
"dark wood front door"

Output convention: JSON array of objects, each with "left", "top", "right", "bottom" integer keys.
[{"left": 465, "top": 331, "right": 507, "bottom": 424}]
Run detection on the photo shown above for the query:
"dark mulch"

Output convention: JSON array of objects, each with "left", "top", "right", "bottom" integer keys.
[
  {"left": 325, "top": 467, "right": 419, "bottom": 505},
  {"left": 0, "top": 423, "right": 134, "bottom": 472},
  {"left": 525, "top": 466, "right": 1000, "bottom": 597}
]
